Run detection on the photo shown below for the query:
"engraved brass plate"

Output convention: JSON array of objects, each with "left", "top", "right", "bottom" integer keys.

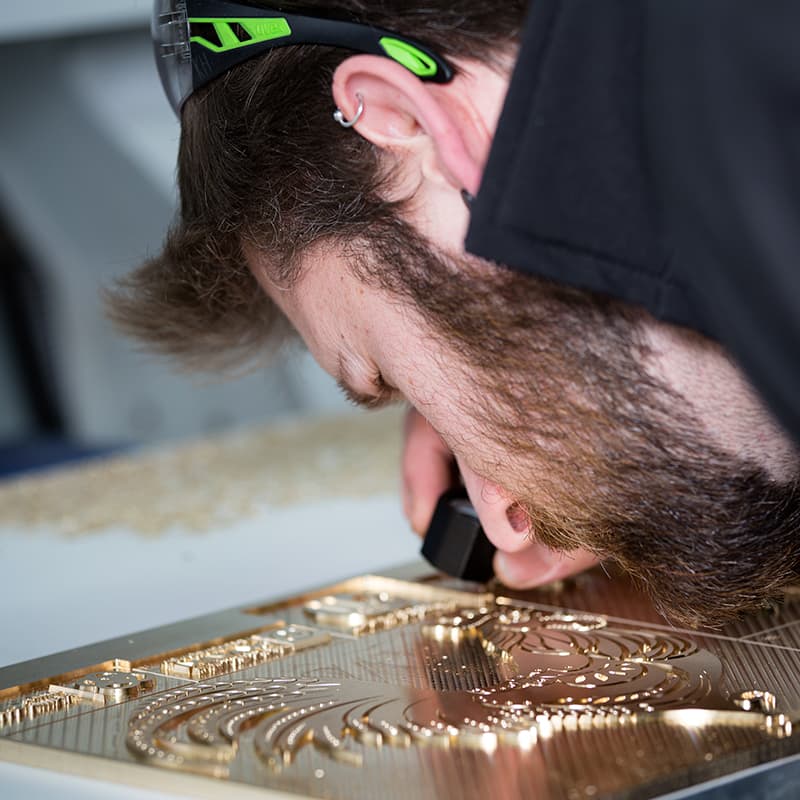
[{"left": 1, "top": 563, "right": 799, "bottom": 799}]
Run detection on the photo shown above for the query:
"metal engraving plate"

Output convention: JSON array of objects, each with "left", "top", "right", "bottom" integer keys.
[{"left": 1, "top": 564, "right": 799, "bottom": 799}]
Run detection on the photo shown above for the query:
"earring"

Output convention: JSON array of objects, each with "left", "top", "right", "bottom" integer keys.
[
  {"left": 333, "top": 93, "right": 364, "bottom": 128},
  {"left": 460, "top": 189, "right": 475, "bottom": 210}
]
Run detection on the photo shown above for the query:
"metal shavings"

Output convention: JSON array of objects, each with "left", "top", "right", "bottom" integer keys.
[{"left": 0, "top": 408, "right": 403, "bottom": 537}]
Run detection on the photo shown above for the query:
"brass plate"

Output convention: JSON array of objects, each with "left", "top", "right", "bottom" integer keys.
[{"left": 1, "top": 563, "right": 799, "bottom": 799}]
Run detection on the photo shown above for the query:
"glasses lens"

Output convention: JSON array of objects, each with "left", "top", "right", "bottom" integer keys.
[{"left": 151, "top": 0, "right": 193, "bottom": 114}]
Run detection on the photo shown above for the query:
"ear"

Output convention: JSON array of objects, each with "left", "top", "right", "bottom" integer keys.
[{"left": 331, "top": 55, "right": 483, "bottom": 196}]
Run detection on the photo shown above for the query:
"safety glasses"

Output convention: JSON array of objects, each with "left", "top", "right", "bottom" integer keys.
[{"left": 152, "top": 0, "right": 454, "bottom": 114}]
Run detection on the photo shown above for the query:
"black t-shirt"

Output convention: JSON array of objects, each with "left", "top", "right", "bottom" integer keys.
[{"left": 466, "top": 0, "right": 800, "bottom": 444}]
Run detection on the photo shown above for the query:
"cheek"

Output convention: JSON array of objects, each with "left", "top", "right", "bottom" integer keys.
[
  {"left": 408, "top": 387, "right": 521, "bottom": 491},
  {"left": 390, "top": 347, "right": 471, "bottom": 447},
  {"left": 366, "top": 302, "right": 493, "bottom": 462},
  {"left": 402, "top": 381, "right": 485, "bottom": 467}
]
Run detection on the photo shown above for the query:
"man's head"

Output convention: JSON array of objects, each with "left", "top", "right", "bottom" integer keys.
[
  {"left": 111, "top": 0, "right": 525, "bottom": 366},
  {"left": 110, "top": 0, "right": 800, "bottom": 627}
]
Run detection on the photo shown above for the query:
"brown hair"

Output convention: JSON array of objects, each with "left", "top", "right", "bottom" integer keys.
[
  {"left": 107, "top": 1, "right": 527, "bottom": 369},
  {"left": 357, "top": 235, "right": 800, "bottom": 628},
  {"left": 108, "top": 2, "right": 800, "bottom": 626}
]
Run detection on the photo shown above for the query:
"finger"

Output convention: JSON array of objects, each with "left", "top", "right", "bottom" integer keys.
[
  {"left": 402, "top": 407, "right": 456, "bottom": 535},
  {"left": 457, "top": 458, "right": 532, "bottom": 554},
  {"left": 494, "top": 543, "right": 599, "bottom": 588}
]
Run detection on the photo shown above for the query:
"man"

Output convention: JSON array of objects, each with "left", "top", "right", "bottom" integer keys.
[{"left": 111, "top": 0, "right": 800, "bottom": 627}]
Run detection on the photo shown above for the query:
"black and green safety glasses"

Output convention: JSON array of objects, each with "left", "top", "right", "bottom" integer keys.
[{"left": 152, "top": 0, "right": 454, "bottom": 114}]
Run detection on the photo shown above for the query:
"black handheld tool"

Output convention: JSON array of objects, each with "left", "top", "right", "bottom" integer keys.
[{"left": 421, "top": 488, "right": 496, "bottom": 582}]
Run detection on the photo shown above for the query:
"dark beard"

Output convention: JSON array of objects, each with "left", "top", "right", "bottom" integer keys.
[{"left": 354, "top": 220, "right": 800, "bottom": 628}]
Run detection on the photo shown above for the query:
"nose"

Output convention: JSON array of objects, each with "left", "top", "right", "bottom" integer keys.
[{"left": 456, "top": 458, "right": 531, "bottom": 553}]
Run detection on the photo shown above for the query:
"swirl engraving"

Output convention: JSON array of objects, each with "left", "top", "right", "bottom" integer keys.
[{"left": 126, "top": 602, "right": 789, "bottom": 777}]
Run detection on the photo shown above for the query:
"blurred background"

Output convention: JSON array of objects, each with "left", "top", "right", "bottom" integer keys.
[
  {"left": 0, "top": 1, "right": 351, "bottom": 479},
  {"left": 0, "top": 17, "right": 417, "bottom": 799}
]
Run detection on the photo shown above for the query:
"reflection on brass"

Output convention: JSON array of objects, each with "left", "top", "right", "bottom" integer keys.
[
  {"left": 0, "top": 659, "right": 152, "bottom": 728},
  {"left": 0, "top": 690, "right": 81, "bottom": 729},
  {"left": 50, "top": 669, "right": 155, "bottom": 705},
  {"left": 160, "top": 625, "right": 331, "bottom": 680},
  {"left": 127, "top": 678, "right": 345, "bottom": 777},
  {"left": 734, "top": 689, "right": 777, "bottom": 713},
  {"left": 304, "top": 591, "right": 461, "bottom": 634},
  {"left": 121, "top": 603, "right": 790, "bottom": 781},
  {"left": 2, "top": 567, "right": 800, "bottom": 799}
]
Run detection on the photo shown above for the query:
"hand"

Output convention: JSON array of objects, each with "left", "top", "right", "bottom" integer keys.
[
  {"left": 402, "top": 406, "right": 599, "bottom": 586},
  {"left": 402, "top": 406, "right": 456, "bottom": 535},
  {"left": 493, "top": 540, "right": 600, "bottom": 588}
]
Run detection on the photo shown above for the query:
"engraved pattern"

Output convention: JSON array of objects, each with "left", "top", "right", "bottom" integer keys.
[
  {"left": 4, "top": 572, "right": 800, "bottom": 800},
  {"left": 124, "top": 603, "right": 790, "bottom": 778},
  {"left": 0, "top": 660, "right": 153, "bottom": 729},
  {"left": 0, "top": 691, "right": 81, "bottom": 729},
  {"left": 160, "top": 625, "right": 331, "bottom": 680},
  {"left": 127, "top": 678, "right": 344, "bottom": 776},
  {"left": 304, "top": 592, "right": 463, "bottom": 635}
]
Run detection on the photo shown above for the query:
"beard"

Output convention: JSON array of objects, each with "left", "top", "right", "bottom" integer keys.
[{"left": 352, "top": 218, "right": 800, "bottom": 628}]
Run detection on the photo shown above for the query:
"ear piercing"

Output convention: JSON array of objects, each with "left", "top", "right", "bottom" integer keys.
[
  {"left": 333, "top": 95, "right": 476, "bottom": 216},
  {"left": 333, "top": 93, "right": 364, "bottom": 128}
]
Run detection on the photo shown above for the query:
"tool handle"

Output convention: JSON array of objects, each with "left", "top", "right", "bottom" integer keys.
[{"left": 420, "top": 488, "right": 496, "bottom": 582}]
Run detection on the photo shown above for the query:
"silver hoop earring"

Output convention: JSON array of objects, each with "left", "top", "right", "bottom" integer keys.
[{"left": 333, "top": 93, "right": 364, "bottom": 128}]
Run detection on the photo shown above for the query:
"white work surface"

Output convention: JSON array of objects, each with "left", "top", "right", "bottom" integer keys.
[{"left": 0, "top": 409, "right": 418, "bottom": 799}]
